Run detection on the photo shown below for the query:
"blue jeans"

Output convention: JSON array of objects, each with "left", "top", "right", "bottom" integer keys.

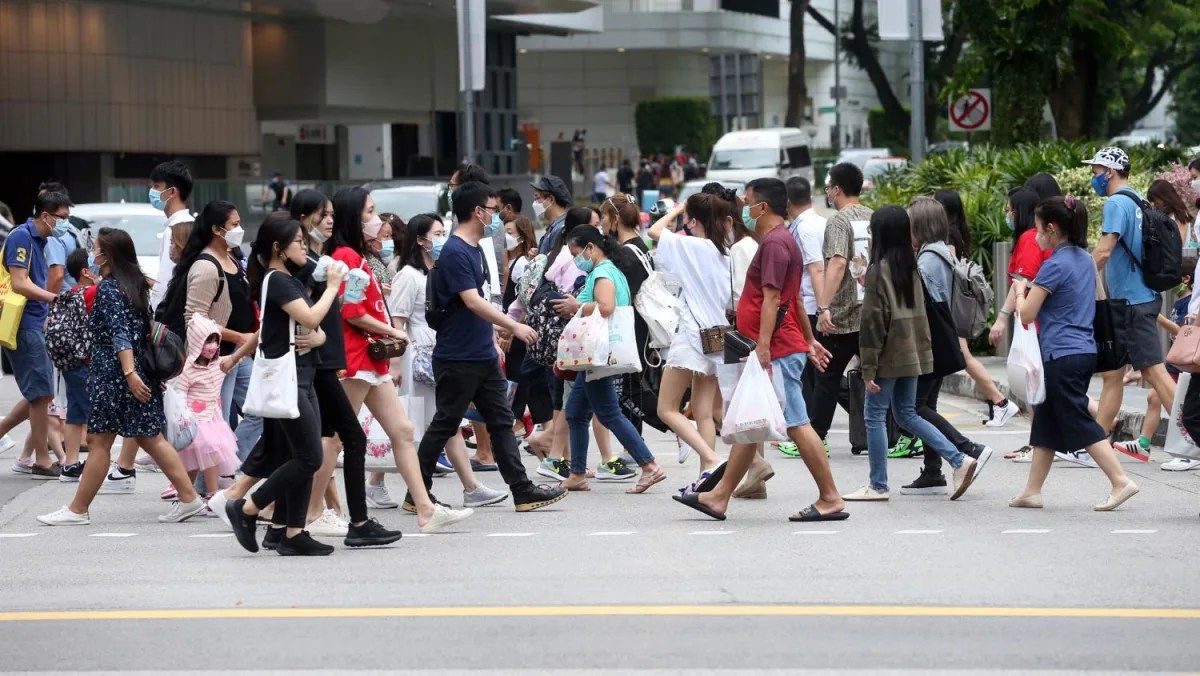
[
  {"left": 566, "top": 371, "right": 653, "bottom": 475},
  {"left": 865, "top": 376, "right": 964, "bottom": 492}
]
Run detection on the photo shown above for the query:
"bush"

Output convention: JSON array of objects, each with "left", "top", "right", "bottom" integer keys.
[
  {"left": 634, "top": 97, "right": 718, "bottom": 160},
  {"left": 867, "top": 107, "right": 909, "bottom": 156}
]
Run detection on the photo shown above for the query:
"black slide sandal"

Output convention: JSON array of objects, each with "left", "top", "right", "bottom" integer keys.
[
  {"left": 673, "top": 492, "right": 727, "bottom": 521},
  {"left": 695, "top": 462, "right": 727, "bottom": 493},
  {"left": 788, "top": 504, "right": 850, "bottom": 522}
]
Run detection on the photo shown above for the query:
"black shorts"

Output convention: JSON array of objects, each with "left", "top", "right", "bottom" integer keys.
[
  {"left": 1115, "top": 298, "right": 1164, "bottom": 369},
  {"left": 1030, "top": 353, "right": 1106, "bottom": 453}
]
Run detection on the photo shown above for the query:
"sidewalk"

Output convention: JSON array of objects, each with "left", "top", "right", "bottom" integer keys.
[{"left": 941, "top": 356, "right": 1164, "bottom": 443}]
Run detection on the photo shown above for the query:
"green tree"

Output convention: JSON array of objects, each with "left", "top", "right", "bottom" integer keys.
[
  {"left": 1170, "top": 65, "right": 1200, "bottom": 145},
  {"left": 785, "top": 0, "right": 811, "bottom": 129},
  {"left": 634, "top": 97, "right": 717, "bottom": 159}
]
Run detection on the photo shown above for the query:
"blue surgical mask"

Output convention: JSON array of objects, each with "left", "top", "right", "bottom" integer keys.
[
  {"left": 1091, "top": 171, "right": 1110, "bottom": 197},
  {"left": 574, "top": 253, "right": 594, "bottom": 273},
  {"left": 430, "top": 236, "right": 448, "bottom": 262},
  {"left": 149, "top": 188, "right": 167, "bottom": 211},
  {"left": 53, "top": 218, "right": 71, "bottom": 238},
  {"left": 484, "top": 211, "right": 502, "bottom": 237},
  {"left": 380, "top": 239, "right": 394, "bottom": 262},
  {"left": 87, "top": 253, "right": 101, "bottom": 277},
  {"left": 1004, "top": 214, "right": 1014, "bottom": 232},
  {"left": 741, "top": 204, "right": 759, "bottom": 230}
]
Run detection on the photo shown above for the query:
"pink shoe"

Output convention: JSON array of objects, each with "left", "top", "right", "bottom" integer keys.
[{"left": 160, "top": 484, "right": 178, "bottom": 501}]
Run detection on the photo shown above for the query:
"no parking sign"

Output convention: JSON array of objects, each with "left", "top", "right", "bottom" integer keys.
[{"left": 949, "top": 88, "right": 991, "bottom": 132}]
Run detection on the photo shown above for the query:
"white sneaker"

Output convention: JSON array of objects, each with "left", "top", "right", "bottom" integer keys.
[
  {"left": 1012, "top": 448, "right": 1034, "bottom": 463},
  {"left": 841, "top": 486, "right": 890, "bottom": 501},
  {"left": 158, "top": 497, "right": 206, "bottom": 523},
  {"left": 463, "top": 483, "right": 509, "bottom": 508},
  {"left": 134, "top": 452, "right": 161, "bottom": 473},
  {"left": 1055, "top": 450, "right": 1099, "bottom": 468},
  {"left": 0, "top": 435, "right": 16, "bottom": 453},
  {"left": 984, "top": 400, "right": 1020, "bottom": 427},
  {"left": 365, "top": 483, "right": 399, "bottom": 509},
  {"left": 307, "top": 509, "right": 350, "bottom": 537},
  {"left": 208, "top": 490, "right": 232, "bottom": 530},
  {"left": 972, "top": 446, "right": 994, "bottom": 481},
  {"left": 951, "top": 456, "right": 979, "bottom": 500},
  {"left": 37, "top": 505, "right": 89, "bottom": 526},
  {"left": 336, "top": 451, "right": 345, "bottom": 468},
  {"left": 10, "top": 457, "right": 33, "bottom": 474},
  {"left": 1162, "top": 457, "right": 1200, "bottom": 471},
  {"left": 419, "top": 504, "right": 474, "bottom": 534},
  {"left": 98, "top": 465, "right": 136, "bottom": 494},
  {"left": 677, "top": 438, "right": 693, "bottom": 464}
]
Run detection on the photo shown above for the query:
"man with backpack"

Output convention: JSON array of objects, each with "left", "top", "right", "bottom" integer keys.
[{"left": 1089, "top": 147, "right": 1178, "bottom": 466}]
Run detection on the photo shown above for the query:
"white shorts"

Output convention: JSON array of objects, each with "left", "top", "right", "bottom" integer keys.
[
  {"left": 664, "top": 330, "right": 720, "bottom": 377},
  {"left": 342, "top": 370, "right": 391, "bottom": 386}
]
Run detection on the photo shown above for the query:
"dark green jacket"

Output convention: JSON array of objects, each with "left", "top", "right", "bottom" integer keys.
[{"left": 859, "top": 259, "right": 933, "bottom": 382}]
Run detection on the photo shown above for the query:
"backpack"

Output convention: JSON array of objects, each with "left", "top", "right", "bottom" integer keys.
[
  {"left": 925, "top": 247, "right": 993, "bottom": 339},
  {"left": 45, "top": 288, "right": 91, "bottom": 370},
  {"left": 139, "top": 319, "right": 186, "bottom": 384},
  {"left": 153, "top": 253, "right": 225, "bottom": 338},
  {"left": 526, "top": 281, "right": 571, "bottom": 368},
  {"left": 629, "top": 247, "right": 680, "bottom": 349},
  {"left": 1114, "top": 189, "right": 1183, "bottom": 292}
]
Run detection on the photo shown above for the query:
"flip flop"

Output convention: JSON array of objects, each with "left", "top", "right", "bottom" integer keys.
[
  {"left": 627, "top": 467, "right": 666, "bottom": 494},
  {"left": 695, "top": 462, "right": 727, "bottom": 493},
  {"left": 672, "top": 492, "right": 726, "bottom": 521},
  {"left": 787, "top": 504, "right": 850, "bottom": 522}
]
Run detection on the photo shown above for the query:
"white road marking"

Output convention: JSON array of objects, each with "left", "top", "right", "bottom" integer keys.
[
  {"left": 1003, "top": 529, "right": 1051, "bottom": 534},
  {"left": 589, "top": 531, "right": 636, "bottom": 536},
  {"left": 828, "top": 428, "right": 1023, "bottom": 436},
  {"left": 1112, "top": 529, "right": 1157, "bottom": 534},
  {"left": 189, "top": 533, "right": 234, "bottom": 538},
  {"left": 486, "top": 532, "right": 534, "bottom": 537},
  {"left": 689, "top": 531, "right": 734, "bottom": 536},
  {"left": 0, "top": 533, "right": 39, "bottom": 538},
  {"left": 895, "top": 529, "right": 943, "bottom": 535},
  {"left": 88, "top": 533, "right": 137, "bottom": 538},
  {"left": 793, "top": 530, "right": 839, "bottom": 535},
  {"left": 405, "top": 533, "right": 429, "bottom": 538}
]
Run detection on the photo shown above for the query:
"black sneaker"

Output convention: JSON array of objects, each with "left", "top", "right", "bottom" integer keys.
[
  {"left": 262, "top": 526, "right": 284, "bottom": 551},
  {"left": 58, "top": 461, "right": 85, "bottom": 483},
  {"left": 226, "top": 498, "right": 260, "bottom": 553},
  {"left": 513, "top": 484, "right": 568, "bottom": 512},
  {"left": 277, "top": 530, "right": 335, "bottom": 556},
  {"left": 898, "top": 469, "right": 948, "bottom": 496},
  {"left": 345, "top": 518, "right": 403, "bottom": 547},
  {"left": 401, "top": 492, "right": 449, "bottom": 514},
  {"left": 967, "top": 443, "right": 987, "bottom": 460}
]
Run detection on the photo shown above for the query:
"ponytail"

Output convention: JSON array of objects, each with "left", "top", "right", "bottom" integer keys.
[{"left": 1035, "top": 195, "right": 1088, "bottom": 247}]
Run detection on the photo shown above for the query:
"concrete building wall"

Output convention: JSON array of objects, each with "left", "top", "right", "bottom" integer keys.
[{"left": 0, "top": 0, "right": 257, "bottom": 155}]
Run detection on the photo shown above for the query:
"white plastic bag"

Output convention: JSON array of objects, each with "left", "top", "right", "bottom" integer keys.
[
  {"left": 163, "top": 385, "right": 198, "bottom": 450},
  {"left": 720, "top": 358, "right": 787, "bottom": 444},
  {"left": 1165, "top": 373, "right": 1200, "bottom": 460},
  {"left": 1006, "top": 321, "right": 1045, "bottom": 406},
  {"left": 556, "top": 306, "right": 610, "bottom": 371},
  {"left": 587, "top": 306, "right": 642, "bottom": 381}
]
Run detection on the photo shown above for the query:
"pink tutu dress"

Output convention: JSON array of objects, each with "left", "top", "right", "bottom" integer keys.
[{"left": 176, "top": 315, "right": 239, "bottom": 476}]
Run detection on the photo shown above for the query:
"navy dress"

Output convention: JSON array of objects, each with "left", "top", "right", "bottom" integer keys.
[{"left": 87, "top": 280, "right": 164, "bottom": 437}]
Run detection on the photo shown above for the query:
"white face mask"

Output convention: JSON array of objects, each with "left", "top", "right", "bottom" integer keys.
[
  {"left": 309, "top": 226, "right": 327, "bottom": 244},
  {"left": 223, "top": 225, "right": 245, "bottom": 250},
  {"left": 505, "top": 233, "right": 520, "bottom": 250},
  {"left": 532, "top": 200, "right": 547, "bottom": 220},
  {"left": 1191, "top": 179, "right": 1200, "bottom": 195}
]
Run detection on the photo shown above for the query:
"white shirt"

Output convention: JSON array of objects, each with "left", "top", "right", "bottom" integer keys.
[
  {"left": 149, "top": 208, "right": 195, "bottom": 310},
  {"left": 594, "top": 170, "right": 610, "bottom": 194},
  {"left": 789, "top": 207, "right": 827, "bottom": 315},
  {"left": 655, "top": 229, "right": 730, "bottom": 330},
  {"left": 729, "top": 237, "right": 758, "bottom": 307}
]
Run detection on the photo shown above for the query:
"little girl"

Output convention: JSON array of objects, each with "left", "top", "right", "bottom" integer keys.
[{"left": 175, "top": 314, "right": 239, "bottom": 502}]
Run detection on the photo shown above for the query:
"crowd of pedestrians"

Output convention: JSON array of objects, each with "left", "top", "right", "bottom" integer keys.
[{"left": 9, "top": 145, "right": 1198, "bottom": 555}]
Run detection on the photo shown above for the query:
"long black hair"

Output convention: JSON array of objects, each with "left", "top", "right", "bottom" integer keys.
[
  {"left": 96, "top": 227, "right": 151, "bottom": 316},
  {"left": 1008, "top": 187, "right": 1040, "bottom": 245},
  {"left": 565, "top": 224, "right": 621, "bottom": 261},
  {"left": 290, "top": 188, "right": 328, "bottom": 224},
  {"left": 171, "top": 200, "right": 236, "bottom": 287},
  {"left": 867, "top": 206, "right": 917, "bottom": 309},
  {"left": 326, "top": 186, "right": 370, "bottom": 256},
  {"left": 684, "top": 193, "right": 729, "bottom": 255},
  {"left": 400, "top": 213, "right": 442, "bottom": 274},
  {"left": 934, "top": 189, "right": 970, "bottom": 257},
  {"left": 247, "top": 212, "right": 302, "bottom": 299},
  {"left": 1024, "top": 172, "right": 1063, "bottom": 201}
]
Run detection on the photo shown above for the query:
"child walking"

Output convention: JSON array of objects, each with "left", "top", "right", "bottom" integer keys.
[{"left": 175, "top": 314, "right": 239, "bottom": 506}]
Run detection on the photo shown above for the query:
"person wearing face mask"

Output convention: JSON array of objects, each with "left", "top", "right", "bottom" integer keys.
[
  {"left": 147, "top": 161, "right": 195, "bottom": 311},
  {"left": 365, "top": 212, "right": 399, "bottom": 296},
  {"left": 1089, "top": 147, "right": 1177, "bottom": 469},
  {"left": 531, "top": 175, "right": 572, "bottom": 252},
  {"left": 36, "top": 181, "right": 86, "bottom": 294}
]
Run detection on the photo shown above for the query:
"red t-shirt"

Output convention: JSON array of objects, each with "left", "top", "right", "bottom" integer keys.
[
  {"left": 330, "top": 246, "right": 389, "bottom": 377},
  {"left": 74, "top": 284, "right": 99, "bottom": 313},
  {"left": 1008, "top": 229, "right": 1051, "bottom": 281},
  {"left": 736, "top": 224, "right": 809, "bottom": 359}
]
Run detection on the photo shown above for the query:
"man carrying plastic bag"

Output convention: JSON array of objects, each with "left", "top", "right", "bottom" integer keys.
[{"left": 674, "top": 178, "right": 847, "bottom": 522}]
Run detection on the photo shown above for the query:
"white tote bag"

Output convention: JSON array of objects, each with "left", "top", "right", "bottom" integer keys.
[
  {"left": 556, "top": 306, "right": 610, "bottom": 371},
  {"left": 1164, "top": 373, "right": 1200, "bottom": 460},
  {"left": 243, "top": 270, "right": 300, "bottom": 419},
  {"left": 586, "top": 306, "right": 642, "bottom": 381},
  {"left": 1006, "top": 320, "right": 1045, "bottom": 406}
]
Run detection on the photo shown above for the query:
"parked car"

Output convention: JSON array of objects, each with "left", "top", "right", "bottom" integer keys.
[
  {"left": 862, "top": 157, "right": 909, "bottom": 191},
  {"left": 366, "top": 181, "right": 445, "bottom": 222},
  {"left": 708, "top": 128, "right": 815, "bottom": 185},
  {"left": 70, "top": 202, "right": 167, "bottom": 282}
]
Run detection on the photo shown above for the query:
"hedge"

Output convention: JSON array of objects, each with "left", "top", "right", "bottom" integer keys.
[{"left": 634, "top": 97, "right": 718, "bottom": 160}]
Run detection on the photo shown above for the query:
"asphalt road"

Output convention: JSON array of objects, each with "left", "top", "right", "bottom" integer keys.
[{"left": 1, "top": 379, "right": 1198, "bottom": 673}]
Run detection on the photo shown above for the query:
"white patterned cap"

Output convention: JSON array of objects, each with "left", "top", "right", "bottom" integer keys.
[{"left": 1082, "top": 147, "right": 1131, "bottom": 172}]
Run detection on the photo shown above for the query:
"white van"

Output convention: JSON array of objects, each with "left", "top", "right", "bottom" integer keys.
[{"left": 706, "top": 128, "right": 814, "bottom": 185}]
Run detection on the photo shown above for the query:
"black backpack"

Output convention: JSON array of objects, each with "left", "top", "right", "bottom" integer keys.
[
  {"left": 45, "top": 288, "right": 91, "bottom": 371},
  {"left": 154, "top": 253, "right": 225, "bottom": 337},
  {"left": 1114, "top": 190, "right": 1183, "bottom": 292},
  {"left": 140, "top": 319, "right": 186, "bottom": 384}
]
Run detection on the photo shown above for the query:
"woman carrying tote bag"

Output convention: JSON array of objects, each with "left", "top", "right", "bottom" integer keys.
[{"left": 223, "top": 215, "right": 346, "bottom": 556}]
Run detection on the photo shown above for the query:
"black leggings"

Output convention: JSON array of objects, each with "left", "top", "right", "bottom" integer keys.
[
  {"left": 1180, "top": 374, "right": 1200, "bottom": 445},
  {"left": 250, "top": 365, "right": 323, "bottom": 529},
  {"left": 910, "top": 375, "right": 975, "bottom": 473},
  {"left": 314, "top": 368, "right": 368, "bottom": 524}
]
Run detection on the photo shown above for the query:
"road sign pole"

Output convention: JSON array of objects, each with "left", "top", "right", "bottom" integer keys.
[{"left": 908, "top": 0, "right": 925, "bottom": 163}]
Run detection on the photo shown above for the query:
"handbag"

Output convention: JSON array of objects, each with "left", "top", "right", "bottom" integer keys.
[
  {"left": 0, "top": 240, "right": 26, "bottom": 351},
  {"left": 1093, "top": 270, "right": 1130, "bottom": 373},
  {"left": 361, "top": 265, "right": 408, "bottom": 361},
  {"left": 244, "top": 270, "right": 300, "bottom": 419},
  {"left": 1167, "top": 324, "right": 1200, "bottom": 373},
  {"left": 140, "top": 320, "right": 186, "bottom": 384},
  {"left": 723, "top": 330, "right": 757, "bottom": 364},
  {"left": 922, "top": 278, "right": 966, "bottom": 378}
]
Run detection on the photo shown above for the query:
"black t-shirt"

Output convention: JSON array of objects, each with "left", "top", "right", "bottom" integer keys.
[
  {"left": 261, "top": 271, "right": 312, "bottom": 364},
  {"left": 220, "top": 261, "right": 254, "bottom": 357},
  {"left": 305, "top": 252, "right": 347, "bottom": 371},
  {"left": 617, "top": 166, "right": 634, "bottom": 192}
]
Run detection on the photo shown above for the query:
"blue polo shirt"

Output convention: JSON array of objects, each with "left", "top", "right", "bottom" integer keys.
[
  {"left": 3, "top": 221, "right": 49, "bottom": 331},
  {"left": 1033, "top": 243, "right": 1096, "bottom": 361},
  {"left": 1102, "top": 189, "right": 1156, "bottom": 305},
  {"left": 432, "top": 235, "right": 494, "bottom": 362}
]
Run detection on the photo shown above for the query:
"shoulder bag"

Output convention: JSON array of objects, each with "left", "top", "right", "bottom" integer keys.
[
  {"left": 359, "top": 262, "right": 408, "bottom": 361},
  {"left": 243, "top": 270, "right": 300, "bottom": 419}
]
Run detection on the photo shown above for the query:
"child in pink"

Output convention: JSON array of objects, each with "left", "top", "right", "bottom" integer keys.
[{"left": 176, "top": 314, "right": 239, "bottom": 494}]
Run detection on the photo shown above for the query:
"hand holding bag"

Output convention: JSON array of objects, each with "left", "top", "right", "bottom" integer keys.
[
  {"left": 362, "top": 267, "right": 408, "bottom": 361},
  {"left": 586, "top": 306, "right": 643, "bottom": 381},
  {"left": 1094, "top": 268, "right": 1130, "bottom": 373},
  {"left": 1006, "top": 320, "right": 1045, "bottom": 406},
  {"left": 720, "top": 358, "right": 788, "bottom": 444},
  {"left": 163, "top": 385, "right": 199, "bottom": 450},
  {"left": 244, "top": 270, "right": 300, "bottom": 419},
  {"left": 556, "top": 306, "right": 611, "bottom": 371}
]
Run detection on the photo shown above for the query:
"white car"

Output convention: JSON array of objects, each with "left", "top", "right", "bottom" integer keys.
[
  {"left": 70, "top": 202, "right": 168, "bottom": 282},
  {"left": 367, "top": 181, "right": 445, "bottom": 222}
]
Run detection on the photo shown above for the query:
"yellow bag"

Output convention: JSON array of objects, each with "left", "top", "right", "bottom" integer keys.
[{"left": 0, "top": 241, "right": 28, "bottom": 351}]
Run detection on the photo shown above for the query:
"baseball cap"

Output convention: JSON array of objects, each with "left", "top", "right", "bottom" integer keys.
[
  {"left": 530, "top": 175, "right": 572, "bottom": 206},
  {"left": 1082, "top": 147, "right": 1131, "bottom": 172}
]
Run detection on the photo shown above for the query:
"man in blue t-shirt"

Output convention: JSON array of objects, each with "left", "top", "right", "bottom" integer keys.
[
  {"left": 417, "top": 181, "right": 567, "bottom": 513},
  {"left": 1089, "top": 146, "right": 1177, "bottom": 456},
  {"left": 3, "top": 191, "right": 71, "bottom": 477},
  {"left": 36, "top": 181, "right": 85, "bottom": 293}
]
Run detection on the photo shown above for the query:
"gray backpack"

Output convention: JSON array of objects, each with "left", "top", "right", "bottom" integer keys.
[{"left": 926, "top": 247, "right": 993, "bottom": 339}]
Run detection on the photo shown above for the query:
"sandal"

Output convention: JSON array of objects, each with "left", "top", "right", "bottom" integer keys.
[{"left": 627, "top": 467, "right": 666, "bottom": 494}]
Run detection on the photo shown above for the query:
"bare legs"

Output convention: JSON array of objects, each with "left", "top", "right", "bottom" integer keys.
[
  {"left": 657, "top": 368, "right": 723, "bottom": 472},
  {"left": 68, "top": 433, "right": 198, "bottom": 516}
]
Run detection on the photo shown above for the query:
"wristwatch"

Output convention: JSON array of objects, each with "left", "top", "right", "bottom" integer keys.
[{"left": 817, "top": 306, "right": 830, "bottom": 314}]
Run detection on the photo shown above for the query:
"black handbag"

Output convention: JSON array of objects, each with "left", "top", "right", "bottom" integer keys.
[
  {"left": 922, "top": 280, "right": 966, "bottom": 378},
  {"left": 1094, "top": 298, "right": 1130, "bottom": 373}
]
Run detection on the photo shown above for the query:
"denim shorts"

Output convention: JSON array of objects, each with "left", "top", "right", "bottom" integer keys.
[
  {"left": 772, "top": 352, "right": 810, "bottom": 428},
  {"left": 4, "top": 330, "right": 55, "bottom": 401},
  {"left": 63, "top": 364, "right": 91, "bottom": 425}
]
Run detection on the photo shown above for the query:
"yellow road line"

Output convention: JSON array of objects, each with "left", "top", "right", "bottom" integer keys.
[{"left": 1, "top": 605, "right": 1199, "bottom": 622}]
